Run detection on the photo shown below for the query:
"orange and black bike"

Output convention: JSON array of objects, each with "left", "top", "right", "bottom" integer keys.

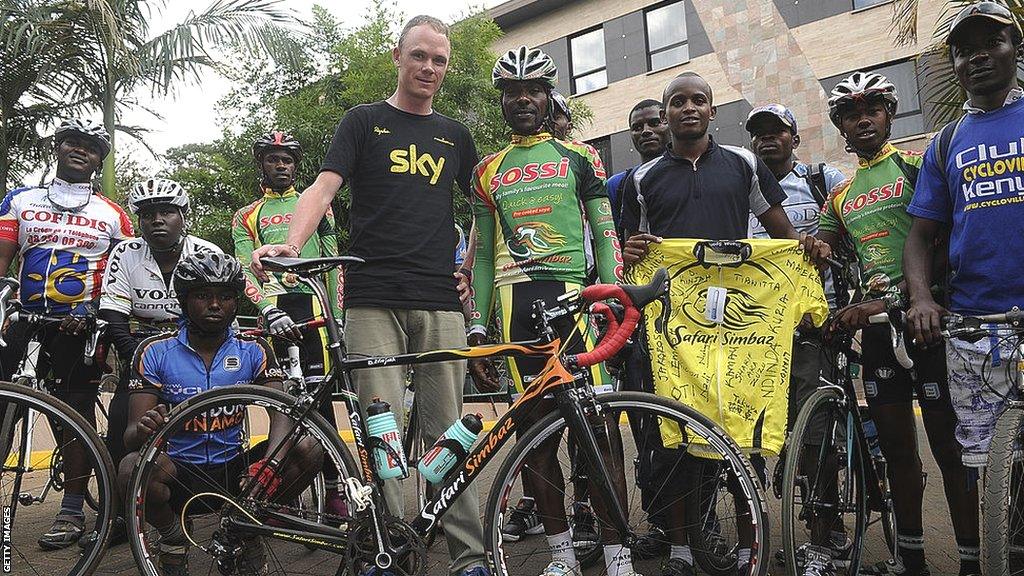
[{"left": 123, "top": 256, "right": 769, "bottom": 576}]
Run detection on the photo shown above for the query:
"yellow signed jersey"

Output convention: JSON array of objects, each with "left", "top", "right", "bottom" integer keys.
[{"left": 628, "top": 239, "right": 828, "bottom": 455}]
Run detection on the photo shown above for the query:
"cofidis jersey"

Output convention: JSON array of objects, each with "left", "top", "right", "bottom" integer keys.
[
  {"left": 0, "top": 181, "right": 133, "bottom": 314},
  {"left": 320, "top": 102, "right": 478, "bottom": 311},
  {"left": 129, "top": 327, "right": 283, "bottom": 466},
  {"left": 628, "top": 239, "right": 828, "bottom": 455},
  {"left": 910, "top": 96, "right": 1024, "bottom": 315}
]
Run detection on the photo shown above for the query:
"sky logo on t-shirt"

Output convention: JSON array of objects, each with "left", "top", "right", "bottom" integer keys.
[{"left": 389, "top": 144, "right": 445, "bottom": 185}]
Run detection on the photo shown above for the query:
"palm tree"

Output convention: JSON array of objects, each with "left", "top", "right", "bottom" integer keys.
[
  {"left": 891, "top": 0, "right": 1024, "bottom": 127},
  {"left": 4, "top": 0, "right": 304, "bottom": 195}
]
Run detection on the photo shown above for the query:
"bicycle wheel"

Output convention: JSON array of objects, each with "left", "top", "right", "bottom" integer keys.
[
  {"left": 982, "top": 404, "right": 1024, "bottom": 576},
  {"left": 125, "top": 385, "right": 367, "bottom": 576},
  {"left": 486, "top": 391, "right": 768, "bottom": 576},
  {"left": 0, "top": 381, "right": 116, "bottom": 576},
  {"left": 781, "top": 387, "right": 865, "bottom": 575}
]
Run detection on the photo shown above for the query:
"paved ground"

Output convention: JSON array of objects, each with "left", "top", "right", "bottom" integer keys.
[{"left": 6, "top": 404, "right": 963, "bottom": 576}]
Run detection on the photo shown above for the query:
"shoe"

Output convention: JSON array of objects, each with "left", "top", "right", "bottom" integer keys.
[
  {"left": 570, "top": 501, "right": 598, "bottom": 549},
  {"left": 38, "top": 514, "right": 85, "bottom": 550},
  {"left": 862, "top": 558, "right": 931, "bottom": 576},
  {"left": 461, "top": 567, "right": 491, "bottom": 576},
  {"left": 237, "top": 536, "right": 269, "bottom": 576},
  {"left": 775, "top": 535, "right": 853, "bottom": 569},
  {"left": 502, "top": 497, "right": 543, "bottom": 542},
  {"left": 540, "top": 560, "right": 579, "bottom": 576},
  {"left": 159, "top": 541, "right": 190, "bottom": 576},
  {"left": 801, "top": 545, "right": 836, "bottom": 576},
  {"left": 662, "top": 557, "right": 695, "bottom": 576},
  {"left": 634, "top": 523, "right": 669, "bottom": 559},
  {"left": 78, "top": 515, "right": 128, "bottom": 550}
]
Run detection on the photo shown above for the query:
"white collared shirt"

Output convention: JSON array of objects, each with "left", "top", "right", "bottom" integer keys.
[{"left": 962, "top": 87, "right": 1024, "bottom": 114}]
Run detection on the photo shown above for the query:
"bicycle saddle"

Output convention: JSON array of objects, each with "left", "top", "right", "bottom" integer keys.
[{"left": 261, "top": 255, "right": 366, "bottom": 275}]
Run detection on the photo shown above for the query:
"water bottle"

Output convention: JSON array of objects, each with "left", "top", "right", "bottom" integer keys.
[
  {"left": 417, "top": 414, "right": 483, "bottom": 484},
  {"left": 859, "top": 407, "right": 883, "bottom": 459},
  {"left": 366, "top": 398, "right": 408, "bottom": 479}
]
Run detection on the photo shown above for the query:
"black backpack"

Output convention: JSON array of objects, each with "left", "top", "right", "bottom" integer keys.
[
  {"left": 802, "top": 162, "right": 830, "bottom": 208},
  {"left": 934, "top": 114, "right": 967, "bottom": 175}
]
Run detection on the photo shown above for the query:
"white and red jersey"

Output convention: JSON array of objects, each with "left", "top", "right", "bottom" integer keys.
[{"left": 0, "top": 181, "right": 134, "bottom": 314}]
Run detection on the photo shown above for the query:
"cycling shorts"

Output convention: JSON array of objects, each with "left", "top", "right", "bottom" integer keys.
[
  {"left": 168, "top": 442, "right": 267, "bottom": 514},
  {"left": 0, "top": 320, "right": 102, "bottom": 397},
  {"left": 860, "top": 324, "right": 952, "bottom": 410},
  {"left": 495, "top": 280, "right": 611, "bottom": 395}
]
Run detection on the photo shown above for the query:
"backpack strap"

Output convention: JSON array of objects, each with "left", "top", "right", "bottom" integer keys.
[
  {"left": 802, "top": 162, "right": 829, "bottom": 208},
  {"left": 935, "top": 114, "right": 967, "bottom": 175},
  {"left": 888, "top": 151, "right": 921, "bottom": 189}
]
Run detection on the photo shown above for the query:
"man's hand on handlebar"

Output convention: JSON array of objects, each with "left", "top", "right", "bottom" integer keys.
[
  {"left": 834, "top": 299, "right": 887, "bottom": 332},
  {"left": 467, "top": 332, "right": 502, "bottom": 393},
  {"left": 138, "top": 404, "right": 169, "bottom": 441},
  {"left": 906, "top": 296, "right": 947, "bottom": 348},
  {"left": 262, "top": 306, "right": 303, "bottom": 340},
  {"left": 251, "top": 244, "right": 300, "bottom": 282},
  {"left": 799, "top": 233, "right": 832, "bottom": 271},
  {"left": 622, "top": 233, "right": 662, "bottom": 267},
  {"left": 60, "top": 315, "right": 88, "bottom": 336}
]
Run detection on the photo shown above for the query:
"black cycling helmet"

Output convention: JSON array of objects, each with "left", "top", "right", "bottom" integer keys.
[
  {"left": 550, "top": 90, "right": 572, "bottom": 122},
  {"left": 252, "top": 131, "right": 303, "bottom": 164},
  {"left": 173, "top": 252, "right": 246, "bottom": 307}
]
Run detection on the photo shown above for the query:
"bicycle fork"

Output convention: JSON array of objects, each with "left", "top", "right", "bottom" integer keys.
[{"left": 558, "top": 388, "right": 632, "bottom": 541}]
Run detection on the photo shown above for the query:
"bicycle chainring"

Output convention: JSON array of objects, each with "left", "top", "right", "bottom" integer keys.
[{"left": 343, "top": 514, "right": 426, "bottom": 576}]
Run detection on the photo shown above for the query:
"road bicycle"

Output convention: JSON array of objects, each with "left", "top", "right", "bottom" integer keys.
[
  {"left": 780, "top": 309, "right": 906, "bottom": 575},
  {"left": 0, "top": 278, "right": 117, "bottom": 576},
  {"left": 123, "top": 256, "right": 770, "bottom": 576},
  {"left": 940, "top": 308, "right": 1024, "bottom": 575}
]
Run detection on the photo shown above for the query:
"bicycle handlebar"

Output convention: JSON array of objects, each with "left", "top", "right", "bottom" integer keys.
[
  {"left": 941, "top": 308, "right": 1024, "bottom": 339},
  {"left": 0, "top": 289, "right": 108, "bottom": 364},
  {"left": 0, "top": 278, "right": 19, "bottom": 347},
  {"left": 572, "top": 268, "right": 669, "bottom": 368},
  {"left": 867, "top": 311, "right": 913, "bottom": 370}
]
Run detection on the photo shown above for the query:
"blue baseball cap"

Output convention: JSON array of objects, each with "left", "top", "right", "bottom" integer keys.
[{"left": 745, "top": 104, "right": 798, "bottom": 135}]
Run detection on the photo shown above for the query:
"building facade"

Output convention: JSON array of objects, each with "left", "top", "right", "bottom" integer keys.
[{"left": 487, "top": 0, "right": 948, "bottom": 175}]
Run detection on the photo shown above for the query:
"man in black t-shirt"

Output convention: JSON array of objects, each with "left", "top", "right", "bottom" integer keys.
[{"left": 251, "top": 15, "right": 487, "bottom": 576}]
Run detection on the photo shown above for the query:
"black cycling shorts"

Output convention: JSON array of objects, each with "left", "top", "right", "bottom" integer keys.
[
  {"left": 860, "top": 324, "right": 952, "bottom": 410},
  {"left": 168, "top": 442, "right": 267, "bottom": 515}
]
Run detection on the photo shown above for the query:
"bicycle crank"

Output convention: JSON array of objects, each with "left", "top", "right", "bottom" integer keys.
[{"left": 343, "top": 514, "right": 427, "bottom": 576}]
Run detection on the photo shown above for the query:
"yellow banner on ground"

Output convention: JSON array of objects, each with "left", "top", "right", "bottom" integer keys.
[{"left": 627, "top": 239, "right": 828, "bottom": 455}]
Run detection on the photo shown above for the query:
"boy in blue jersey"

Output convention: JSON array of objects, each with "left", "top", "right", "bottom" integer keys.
[{"left": 118, "top": 253, "right": 323, "bottom": 576}]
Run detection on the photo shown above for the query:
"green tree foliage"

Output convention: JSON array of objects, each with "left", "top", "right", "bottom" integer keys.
[
  {"left": 890, "top": 0, "right": 1024, "bottom": 126},
  {"left": 163, "top": 2, "right": 512, "bottom": 255}
]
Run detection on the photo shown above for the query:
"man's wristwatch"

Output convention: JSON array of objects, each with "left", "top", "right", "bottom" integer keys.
[{"left": 286, "top": 243, "right": 300, "bottom": 256}]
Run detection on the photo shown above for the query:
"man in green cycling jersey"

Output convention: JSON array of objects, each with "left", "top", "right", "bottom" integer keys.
[
  {"left": 232, "top": 130, "right": 346, "bottom": 518},
  {"left": 468, "top": 46, "right": 626, "bottom": 576},
  {"left": 815, "top": 72, "right": 978, "bottom": 576}
]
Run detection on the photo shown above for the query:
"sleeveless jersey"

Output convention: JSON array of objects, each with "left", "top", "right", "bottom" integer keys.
[
  {"left": 628, "top": 239, "right": 828, "bottom": 455},
  {"left": 818, "top": 143, "right": 921, "bottom": 296},
  {"left": 0, "top": 182, "right": 133, "bottom": 314}
]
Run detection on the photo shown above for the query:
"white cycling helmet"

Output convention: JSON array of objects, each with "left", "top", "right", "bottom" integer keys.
[
  {"left": 492, "top": 45, "right": 558, "bottom": 90},
  {"left": 128, "top": 178, "right": 190, "bottom": 215},
  {"left": 53, "top": 118, "right": 111, "bottom": 158},
  {"left": 827, "top": 72, "right": 899, "bottom": 127}
]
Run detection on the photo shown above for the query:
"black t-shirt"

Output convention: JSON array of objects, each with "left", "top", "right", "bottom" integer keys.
[
  {"left": 321, "top": 101, "right": 478, "bottom": 311},
  {"left": 620, "top": 137, "right": 787, "bottom": 240}
]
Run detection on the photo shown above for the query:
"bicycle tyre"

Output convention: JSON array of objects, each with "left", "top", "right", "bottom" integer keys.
[
  {"left": 685, "top": 457, "right": 738, "bottom": 576},
  {"left": 0, "top": 380, "right": 116, "bottom": 576},
  {"left": 485, "top": 391, "right": 768, "bottom": 576},
  {"left": 125, "top": 385, "right": 360, "bottom": 576},
  {"left": 981, "top": 404, "right": 1024, "bottom": 576},
  {"left": 781, "top": 386, "right": 866, "bottom": 575}
]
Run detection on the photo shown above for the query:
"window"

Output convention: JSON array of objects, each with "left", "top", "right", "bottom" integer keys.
[
  {"left": 570, "top": 28, "right": 607, "bottom": 94},
  {"left": 587, "top": 136, "right": 613, "bottom": 174},
  {"left": 852, "top": 0, "right": 890, "bottom": 10},
  {"left": 645, "top": 1, "right": 689, "bottom": 71}
]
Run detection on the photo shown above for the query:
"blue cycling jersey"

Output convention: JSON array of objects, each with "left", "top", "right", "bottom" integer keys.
[{"left": 129, "top": 326, "right": 282, "bottom": 466}]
